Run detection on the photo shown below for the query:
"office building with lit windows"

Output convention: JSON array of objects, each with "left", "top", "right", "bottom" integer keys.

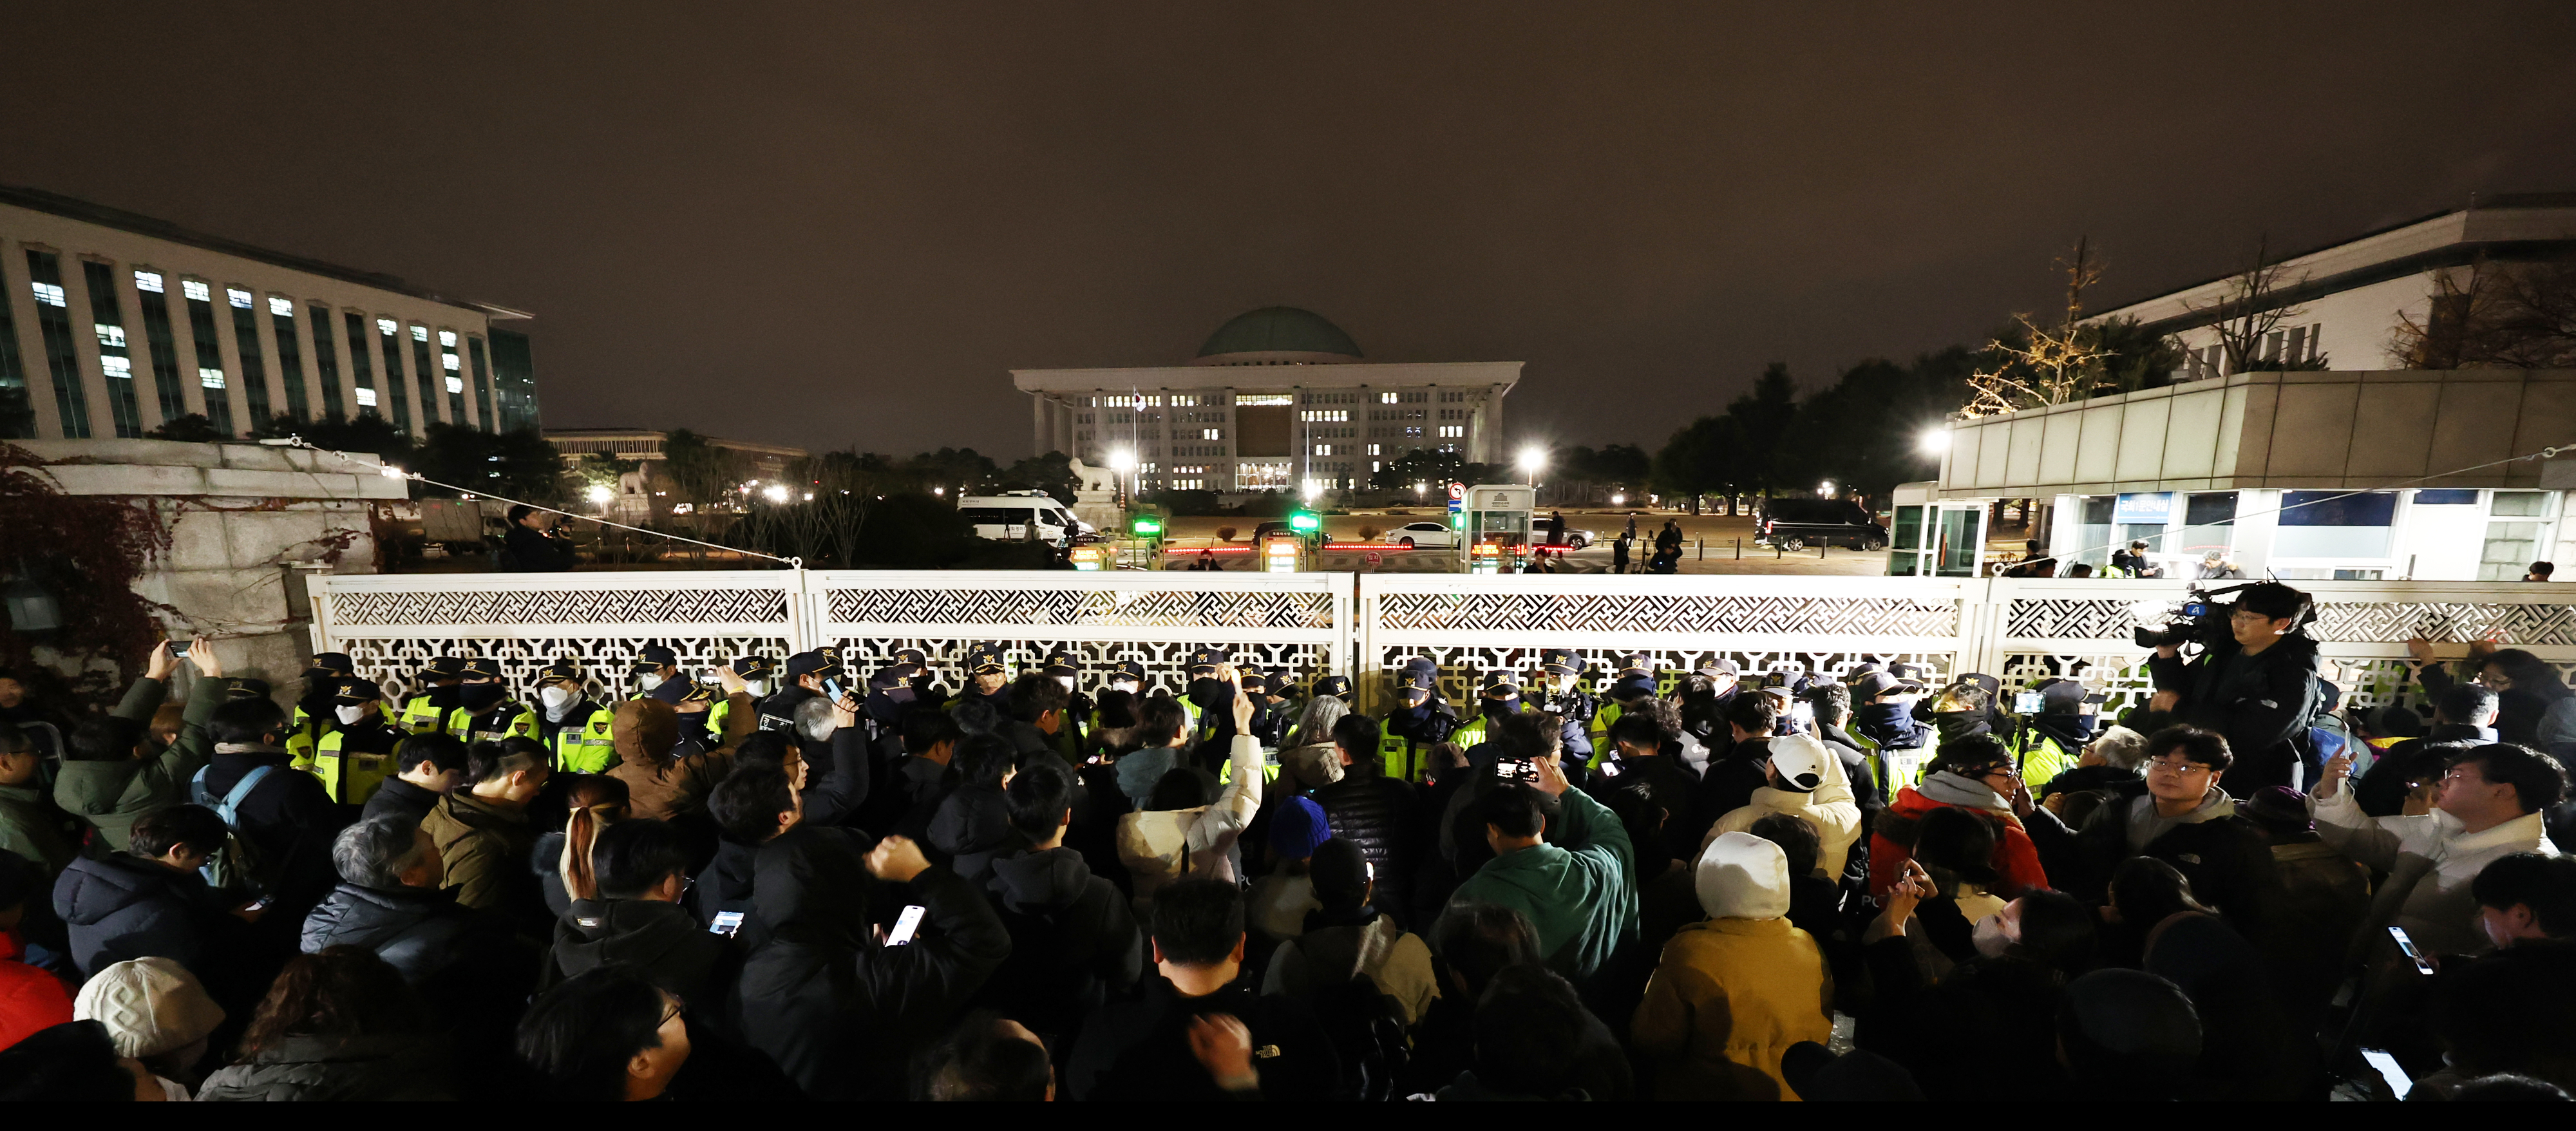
[
  {"left": 1012, "top": 307, "right": 1520, "bottom": 493},
  {"left": 0, "top": 184, "right": 536, "bottom": 442}
]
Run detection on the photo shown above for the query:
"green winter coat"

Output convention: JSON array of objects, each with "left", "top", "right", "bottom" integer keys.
[{"left": 52, "top": 677, "right": 215, "bottom": 853}]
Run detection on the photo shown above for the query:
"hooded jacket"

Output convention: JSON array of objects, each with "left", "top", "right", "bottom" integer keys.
[
  {"left": 1632, "top": 833, "right": 1832, "bottom": 1101},
  {"left": 2025, "top": 781, "right": 2282, "bottom": 925},
  {"left": 1866, "top": 776, "right": 2049, "bottom": 898},
  {"left": 736, "top": 827, "right": 1009, "bottom": 1100},
  {"left": 1444, "top": 784, "right": 1638, "bottom": 985},
  {"left": 357, "top": 777, "right": 441, "bottom": 830},
  {"left": 544, "top": 896, "right": 735, "bottom": 1008},
  {"left": 1261, "top": 906, "right": 1439, "bottom": 1027},
  {"left": 194, "top": 1033, "right": 444, "bottom": 1101},
  {"left": 2148, "top": 632, "right": 2322, "bottom": 794},
  {"left": 196, "top": 743, "right": 342, "bottom": 915},
  {"left": 1851, "top": 701, "right": 1931, "bottom": 752},
  {"left": 52, "top": 677, "right": 213, "bottom": 853},
  {"left": 608, "top": 694, "right": 752, "bottom": 821},
  {"left": 1710, "top": 784, "right": 1866, "bottom": 880},
  {"left": 927, "top": 784, "right": 1018, "bottom": 883},
  {"left": 50, "top": 852, "right": 229, "bottom": 978},
  {"left": 1117, "top": 735, "right": 1263, "bottom": 916},
  {"left": 0, "top": 783, "right": 72, "bottom": 880},
  {"left": 975, "top": 845, "right": 1143, "bottom": 1038}
]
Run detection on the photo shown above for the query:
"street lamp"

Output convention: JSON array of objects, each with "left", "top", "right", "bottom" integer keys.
[
  {"left": 1817, "top": 480, "right": 1835, "bottom": 498},
  {"left": 1107, "top": 448, "right": 1137, "bottom": 508},
  {"left": 585, "top": 484, "right": 614, "bottom": 509},
  {"left": 1918, "top": 428, "right": 1950, "bottom": 455},
  {"left": 762, "top": 484, "right": 790, "bottom": 504}
]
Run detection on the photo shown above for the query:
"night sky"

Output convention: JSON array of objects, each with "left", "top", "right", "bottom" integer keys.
[{"left": 12, "top": 3, "right": 2576, "bottom": 458}]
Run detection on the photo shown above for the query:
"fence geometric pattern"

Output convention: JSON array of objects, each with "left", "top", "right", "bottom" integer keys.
[
  {"left": 828, "top": 586, "right": 1336, "bottom": 630},
  {"left": 826, "top": 638, "right": 1333, "bottom": 698},
  {"left": 1374, "top": 593, "right": 1959, "bottom": 636},
  {"left": 2007, "top": 596, "right": 2576, "bottom": 647},
  {"left": 1371, "top": 645, "right": 1961, "bottom": 711},
  {"left": 337, "top": 634, "right": 797, "bottom": 701},
  {"left": 327, "top": 587, "right": 791, "bottom": 627}
]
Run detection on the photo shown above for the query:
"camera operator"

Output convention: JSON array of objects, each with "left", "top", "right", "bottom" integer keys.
[
  {"left": 2145, "top": 582, "right": 2322, "bottom": 797},
  {"left": 500, "top": 504, "right": 580, "bottom": 573}
]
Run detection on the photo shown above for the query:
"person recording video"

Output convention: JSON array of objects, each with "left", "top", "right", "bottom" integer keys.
[{"left": 2143, "top": 582, "right": 2322, "bottom": 797}]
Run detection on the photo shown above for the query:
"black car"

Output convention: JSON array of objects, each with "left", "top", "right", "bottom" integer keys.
[{"left": 1756, "top": 498, "right": 1888, "bottom": 551}]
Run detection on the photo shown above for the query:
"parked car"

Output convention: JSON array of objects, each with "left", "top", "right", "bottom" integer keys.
[
  {"left": 959, "top": 491, "right": 1079, "bottom": 547},
  {"left": 1381, "top": 520, "right": 1459, "bottom": 549},
  {"left": 1555, "top": 527, "right": 1596, "bottom": 549},
  {"left": 1754, "top": 498, "right": 1889, "bottom": 551}
]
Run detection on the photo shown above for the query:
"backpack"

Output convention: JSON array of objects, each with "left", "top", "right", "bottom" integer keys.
[{"left": 189, "top": 764, "right": 278, "bottom": 897}]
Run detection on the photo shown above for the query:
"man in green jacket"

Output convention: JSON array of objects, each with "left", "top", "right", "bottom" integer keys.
[
  {"left": 1444, "top": 732, "right": 1638, "bottom": 986},
  {"left": 53, "top": 640, "right": 221, "bottom": 853}
]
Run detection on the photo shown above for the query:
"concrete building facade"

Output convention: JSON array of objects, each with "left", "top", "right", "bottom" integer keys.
[
  {"left": 0, "top": 184, "right": 535, "bottom": 443},
  {"left": 1013, "top": 307, "right": 1520, "bottom": 493}
]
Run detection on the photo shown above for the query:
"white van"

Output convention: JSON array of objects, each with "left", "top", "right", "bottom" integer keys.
[{"left": 958, "top": 491, "right": 1081, "bottom": 547}]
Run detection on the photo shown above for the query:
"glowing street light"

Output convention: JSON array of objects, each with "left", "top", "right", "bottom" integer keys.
[
  {"left": 585, "top": 484, "right": 614, "bottom": 505},
  {"left": 1918, "top": 428, "right": 1950, "bottom": 455},
  {"left": 762, "top": 483, "right": 790, "bottom": 504},
  {"left": 1517, "top": 448, "right": 1545, "bottom": 480},
  {"left": 1611, "top": 493, "right": 1625, "bottom": 506},
  {"left": 1817, "top": 480, "right": 1835, "bottom": 497}
]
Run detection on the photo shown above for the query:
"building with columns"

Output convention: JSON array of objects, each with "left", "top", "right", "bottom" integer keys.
[
  {"left": 0, "top": 184, "right": 535, "bottom": 442},
  {"left": 1013, "top": 307, "right": 1520, "bottom": 493}
]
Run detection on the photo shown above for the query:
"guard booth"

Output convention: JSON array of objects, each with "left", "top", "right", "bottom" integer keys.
[
  {"left": 1461, "top": 484, "right": 1535, "bottom": 574},
  {"left": 1885, "top": 480, "right": 1989, "bottom": 577}
]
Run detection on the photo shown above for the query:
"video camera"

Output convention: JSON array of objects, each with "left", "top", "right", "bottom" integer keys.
[{"left": 2131, "top": 581, "right": 2278, "bottom": 650}]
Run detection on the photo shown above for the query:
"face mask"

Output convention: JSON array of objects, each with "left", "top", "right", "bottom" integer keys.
[
  {"left": 460, "top": 683, "right": 505, "bottom": 712},
  {"left": 1934, "top": 712, "right": 1989, "bottom": 742},
  {"left": 1056, "top": 676, "right": 1075, "bottom": 692},
  {"left": 1111, "top": 681, "right": 1139, "bottom": 696},
  {"left": 1188, "top": 678, "right": 1229, "bottom": 710},
  {"left": 335, "top": 705, "right": 369, "bottom": 727},
  {"left": 743, "top": 678, "right": 770, "bottom": 698},
  {"left": 1971, "top": 913, "right": 2013, "bottom": 958},
  {"left": 638, "top": 673, "right": 665, "bottom": 692},
  {"left": 540, "top": 686, "right": 574, "bottom": 711}
]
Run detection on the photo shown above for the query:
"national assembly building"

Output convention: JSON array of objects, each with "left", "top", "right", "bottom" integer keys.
[{"left": 1012, "top": 307, "right": 1520, "bottom": 493}]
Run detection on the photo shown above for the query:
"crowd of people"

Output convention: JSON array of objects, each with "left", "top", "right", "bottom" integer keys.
[{"left": 3, "top": 576, "right": 2575, "bottom": 1101}]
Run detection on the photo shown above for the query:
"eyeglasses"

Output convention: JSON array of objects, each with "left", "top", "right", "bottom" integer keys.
[{"left": 2145, "top": 759, "right": 2211, "bottom": 776}]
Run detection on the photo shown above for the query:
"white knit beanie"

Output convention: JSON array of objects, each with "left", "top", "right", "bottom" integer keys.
[{"left": 72, "top": 956, "right": 225, "bottom": 1060}]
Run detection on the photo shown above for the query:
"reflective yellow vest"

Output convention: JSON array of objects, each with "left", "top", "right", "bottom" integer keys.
[
  {"left": 313, "top": 727, "right": 399, "bottom": 805},
  {"left": 397, "top": 693, "right": 451, "bottom": 736},
  {"left": 288, "top": 702, "right": 392, "bottom": 769},
  {"left": 2016, "top": 731, "right": 2078, "bottom": 794},
  {"left": 445, "top": 705, "right": 539, "bottom": 746},
  {"left": 1586, "top": 701, "right": 1628, "bottom": 769},
  {"left": 553, "top": 707, "right": 620, "bottom": 774}
]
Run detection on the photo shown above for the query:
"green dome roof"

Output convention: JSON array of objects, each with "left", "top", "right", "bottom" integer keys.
[{"left": 1194, "top": 307, "right": 1362, "bottom": 361}]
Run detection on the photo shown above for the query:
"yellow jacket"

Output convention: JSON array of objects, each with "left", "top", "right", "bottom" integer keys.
[{"left": 1631, "top": 917, "right": 1833, "bottom": 1101}]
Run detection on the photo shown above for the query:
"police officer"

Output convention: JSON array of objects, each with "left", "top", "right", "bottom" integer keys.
[
  {"left": 535, "top": 662, "right": 618, "bottom": 773},
  {"left": 1586, "top": 651, "right": 1659, "bottom": 754},
  {"left": 311, "top": 676, "right": 404, "bottom": 804},
  {"left": 397, "top": 656, "right": 467, "bottom": 735},
  {"left": 1034, "top": 649, "right": 1087, "bottom": 763},
  {"left": 761, "top": 647, "right": 846, "bottom": 732},
  {"left": 2010, "top": 678, "right": 2092, "bottom": 793},
  {"left": 1090, "top": 659, "right": 1150, "bottom": 735},
  {"left": 1181, "top": 647, "right": 1235, "bottom": 751},
  {"left": 285, "top": 652, "right": 359, "bottom": 767},
  {"left": 1245, "top": 668, "right": 1295, "bottom": 748},
  {"left": 708, "top": 654, "right": 775, "bottom": 739},
  {"left": 1283, "top": 674, "right": 1354, "bottom": 749},
  {"left": 1448, "top": 674, "right": 1526, "bottom": 762},
  {"left": 950, "top": 643, "right": 1012, "bottom": 712},
  {"left": 1529, "top": 647, "right": 1596, "bottom": 763},
  {"left": 1376, "top": 657, "right": 1459, "bottom": 783},
  {"left": 863, "top": 650, "right": 931, "bottom": 750},
  {"left": 630, "top": 645, "right": 683, "bottom": 699},
  {"left": 453, "top": 657, "right": 538, "bottom": 745}
]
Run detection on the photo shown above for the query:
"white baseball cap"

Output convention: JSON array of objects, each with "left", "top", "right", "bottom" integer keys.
[{"left": 1767, "top": 732, "right": 1830, "bottom": 793}]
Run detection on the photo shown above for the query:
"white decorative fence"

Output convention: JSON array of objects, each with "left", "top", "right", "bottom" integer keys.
[{"left": 307, "top": 571, "right": 2576, "bottom": 713}]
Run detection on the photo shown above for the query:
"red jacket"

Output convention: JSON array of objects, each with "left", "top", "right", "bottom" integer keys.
[
  {"left": 1867, "top": 786, "right": 2049, "bottom": 898},
  {"left": 0, "top": 931, "right": 73, "bottom": 1053}
]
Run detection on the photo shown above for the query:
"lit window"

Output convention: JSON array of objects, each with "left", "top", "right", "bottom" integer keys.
[
  {"left": 443, "top": 353, "right": 461, "bottom": 370},
  {"left": 134, "top": 271, "right": 164, "bottom": 293},
  {"left": 377, "top": 318, "right": 397, "bottom": 335},
  {"left": 1439, "top": 425, "right": 1464, "bottom": 438},
  {"left": 182, "top": 280, "right": 211, "bottom": 301},
  {"left": 438, "top": 330, "right": 457, "bottom": 347},
  {"left": 102, "top": 356, "right": 133, "bottom": 379},
  {"left": 355, "top": 386, "right": 379, "bottom": 407},
  {"left": 267, "top": 296, "right": 294, "bottom": 316},
  {"left": 410, "top": 325, "right": 428, "bottom": 341},
  {"left": 1379, "top": 392, "right": 1396, "bottom": 403},
  {"left": 200, "top": 367, "right": 226, "bottom": 389},
  {"left": 1200, "top": 428, "right": 1219, "bottom": 440},
  {"left": 1367, "top": 444, "right": 1381, "bottom": 455},
  {"left": 227, "top": 287, "right": 253, "bottom": 308},
  {"left": 446, "top": 375, "right": 464, "bottom": 394},
  {"left": 31, "top": 282, "right": 64, "bottom": 307},
  {"left": 95, "top": 325, "right": 126, "bottom": 348},
  {"left": 1236, "top": 394, "right": 1293, "bottom": 406}
]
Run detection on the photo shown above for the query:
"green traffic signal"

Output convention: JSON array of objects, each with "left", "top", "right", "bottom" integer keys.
[
  {"left": 1289, "top": 510, "right": 1320, "bottom": 532},
  {"left": 1131, "top": 515, "right": 1164, "bottom": 535}
]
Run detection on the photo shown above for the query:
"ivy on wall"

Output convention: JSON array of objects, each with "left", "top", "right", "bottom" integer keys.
[{"left": 0, "top": 443, "right": 174, "bottom": 690}]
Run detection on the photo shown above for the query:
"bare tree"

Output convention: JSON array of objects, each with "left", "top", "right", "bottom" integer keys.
[
  {"left": 2189, "top": 236, "right": 2313, "bottom": 373},
  {"left": 1963, "top": 239, "right": 2114, "bottom": 417},
  {"left": 2390, "top": 257, "right": 2576, "bottom": 369}
]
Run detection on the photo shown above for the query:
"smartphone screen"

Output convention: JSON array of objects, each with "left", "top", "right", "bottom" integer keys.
[
  {"left": 887, "top": 904, "right": 927, "bottom": 946},
  {"left": 243, "top": 898, "right": 270, "bottom": 913},
  {"left": 2360, "top": 1049, "right": 2413, "bottom": 1099},
  {"left": 2013, "top": 690, "right": 2045, "bottom": 714},
  {"left": 708, "top": 910, "right": 744, "bottom": 937},
  {"left": 2388, "top": 926, "right": 2436, "bottom": 975},
  {"left": 169, "top": 640, "right": 192, "bottom": 658},
  {"left": 824, "top": 678, "right": 844, "bottom": 700}
]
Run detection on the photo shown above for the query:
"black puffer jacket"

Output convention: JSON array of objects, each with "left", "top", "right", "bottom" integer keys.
[
  {"left": 976, "top": 846, "right": 1143, "bottom": 1038},
  {"left": 543, "top": 897, "right": 737, "bottom": 1009},
  {"left": 737, "top": 827, "right": 1009, "bottom": 1100},
  {"left": 1312, "top": 774, "right": 1417, "bottom": 916},
  {"left": 196, "top": 1034, "right": 446, "bottom": 1101},
  {"left": 299, "top": 882, "right": 484, "bottom": 985},
  {"left": 2148, "top": 633, "right": 2322, "bottom": 796},
  {"left": 927, "top": 784, "right": 1019, "bottom": 884},
  {"left": 51, "top": 852, "right": 227, "bottom": 977}
]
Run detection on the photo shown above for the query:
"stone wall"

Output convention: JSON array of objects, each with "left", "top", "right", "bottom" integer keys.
[{"left": 12, "top": 438, "right": 403, "bottom": 701}]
